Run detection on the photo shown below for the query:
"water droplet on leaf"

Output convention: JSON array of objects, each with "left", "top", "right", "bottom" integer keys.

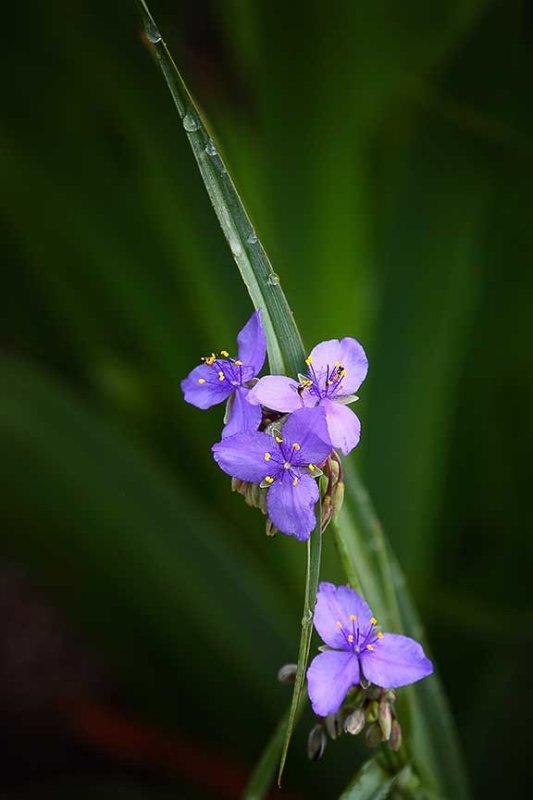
[
  {"left": 205, "top": 140, "right": 217, "bottom": 156},
  {"left": 247, "top": 230, "right": 258, "bottom": 244},
  {"left": 267, "top": 272, "right": 280, "bottom": 286},
  {"left": 145, "top": 20, "right": 162, "bottom": 43},
  {"left": 183, "top": 113, "right": 199, "bottom": 132}
]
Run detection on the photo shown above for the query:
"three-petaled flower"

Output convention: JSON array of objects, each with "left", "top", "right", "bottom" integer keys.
[
  {"left": 181, "top": 310, "right": 266, "bottom": 438},
  {"left": 307, "top": 583, "right": 433, "bottom": 717},
  {"left": 248, "top": 337, "right": 367, "bottom": 455},
  {"left": 212, "top": 407, "right": 332, "bottom": 540}
]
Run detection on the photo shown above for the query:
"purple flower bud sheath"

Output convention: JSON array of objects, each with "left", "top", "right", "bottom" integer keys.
[
  {"left": 307, "top": 582, "right": 433, "bottom": 717},
  {"left": 212, "top": 407, "right": 332, "bottom": 540},
  {"left": 181, "top": 309, "right": 266, "bottom": 437},
  {"left": 247, "top": 337, "right": 368, "bottom": 455}
]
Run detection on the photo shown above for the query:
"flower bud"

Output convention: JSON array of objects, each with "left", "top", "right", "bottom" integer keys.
[
  {"left": 324, "top": 712, "right": 343, "bottom": 740},
  {"left": 384, "top": 689, "right": 396, "bottom": 704},
  {"left": 365, "top": 721, "right": 383, "bottom": 748},
  {"left": 389, "top": 719, "right": 402, "bottom": 752},
  {"left": 366, "top": 700, "right": 379, "bottom": 723},
  {"left": 378, "top": 700, "right": 392, "bottom": 741},
  {"left": 344, "top": 708, "right": 365, "bottom": 736},
  {"left": 332, "top": 481, "right": 344, "bottom": 519},
  {"left": 265, "top": 518, "right": 277, "bottom": 537},
  {"left": 277, "top": 663, "right": 297, "bottom": 684},
  {"left": 307, "top": 724, "right": 327, "bottom": 761},
  {"left": 320, "top": 495, "right": 333, "bottom": 532}
]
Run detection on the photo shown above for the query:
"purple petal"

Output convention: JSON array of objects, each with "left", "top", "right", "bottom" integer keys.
[
  {"left": 181, "top": 364, "right": 233, "bottom": 409},
  {"left": 360, "top": 633, "right": 434, "bottom": 689},
  {"left": 309, "top": 337, "right": 368, "bottom": 395},
  {"left": 247, "top": 375, "right": 303, "bottom": 412},
  {"left": 321, "top": 400, "right": 361, "bottom": 455},
  {"left": 212, "top": 431, "right": 274, "bottom": 483},
  {"left": 222, "top": 387, "right": 262, "bottom": 438},
  {"left": 307, "top": 650, "right": 360, "bottom": 717},
  {"left": 237, "top": 309, "right": 267, "bottom": 375},
  {"left": 282, "top": 407, "right": 332, "bottom": 465},
  {"left": 314, "top": 582, "right": 374, "bottom": 649},
  {"left": 266, "top": 473, "right": 319, "bottom": 540}
]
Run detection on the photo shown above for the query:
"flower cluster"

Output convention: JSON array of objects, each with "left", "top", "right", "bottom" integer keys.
[
  {"left": 181, "top": 309, "right": 368, "bottom": 540},
  {"left": 181, "top": 310, "right": 433, "bottom": 756}
]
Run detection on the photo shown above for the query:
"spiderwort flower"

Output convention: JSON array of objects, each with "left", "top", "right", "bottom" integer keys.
[
  {"left": 307, "top": 583, "right": 433, "bottom": 717},
  {"left": 181, "top": 310, "right": 266, "bottom": 438},
  {"left": 247, "top": 338, "right": 367, "bottom": 455},
  {"left": 212, "top": 407, "right": 332, "bottom": 540}
]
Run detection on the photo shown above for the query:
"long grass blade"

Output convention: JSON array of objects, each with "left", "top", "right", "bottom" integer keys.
[{"left": 338, "top": 757, "right": 401, "bottom": 800}]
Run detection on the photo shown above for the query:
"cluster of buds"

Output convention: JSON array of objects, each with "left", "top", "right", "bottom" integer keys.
[
  {"left": 306, "top": 682, "right": 402, "bottom": 761},
  {"left": 319, "top": 449, "right": 344, "bottom": 532}
]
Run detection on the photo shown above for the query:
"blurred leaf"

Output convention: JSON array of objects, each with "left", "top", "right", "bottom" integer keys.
[{"left": 338, "top": 756, "right": 399, "bottom": 800}]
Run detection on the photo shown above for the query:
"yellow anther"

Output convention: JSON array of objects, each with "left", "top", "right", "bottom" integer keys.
[
  {"left": 198, "top": 378, "right": 206, "bottom": 384},
  {"left": 370, "top": 617, "right": 377, "bottom": 625},
  {"left": 349, "top": 614, "right": 357, "bottom": 621},
  {"left": 220, "top": 350, "right": 229, "bottom": 357},
  {"left": 366, "top": 644, "right": 375, "bottom": 651},
  {"left": 377, "top": 632, "right": 384, "bottom": 639},
  {"left": 292, "top": 442, "right": 301, "bottom": 450},
  {"left": 347, "top": 634, "right": 354, "bottom": 643},
  {"left": 305, "top": 356, "right": 313, "bottom": 365},
  {"left": 264, "top": 475, "right": 274, "bottom": 484},
  {"left": 234, "top": 360, "right": 243, "bottom": 366},
  {"left": 336, "top": 621, "right": 343, "bottom": 628},
  {"left": 293, "top": 477, "right": 299, "bottom": 486},
  {"left": 275, "top": 436, "right": 283, "bottom": 443},
  {"left": 308, "top": 464, "right": 315, "bottom": 472},
  {"left": 205, "top": 354, "right": 215, "bottom": 366},
  {"left": 264, "top": 452, "right": 271, "bottom": 461},
  {"left": 218, "top": 371, "right": 225, "bottom": 381},
  {"left": 335, "top": 361, "right": 341, "bottom": 367},
  {"left": 326, "top": 379, "right": 333, "bottom": 385},
  {"left": 341, "top": 369, "right": 347, "bottom": 377}
]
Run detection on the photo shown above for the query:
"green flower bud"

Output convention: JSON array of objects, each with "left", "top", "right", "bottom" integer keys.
[
  {"left": 366, "top": 699, "right": 379, "bottom": 723},
  {"left": 324, "top": 712, "right": 343, "bottom": 740},
  {"left": 378, "top": 700, "right": 392, "bottom": 741},
  {"left": 365, "top": 721, "right": 383, "bottom": 748}
]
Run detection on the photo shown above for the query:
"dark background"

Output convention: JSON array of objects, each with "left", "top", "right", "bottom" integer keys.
[{"left": 1, "top": 1, "right": 532, "bottom": 797}]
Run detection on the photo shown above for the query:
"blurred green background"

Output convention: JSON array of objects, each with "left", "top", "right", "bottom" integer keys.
[{"left": 1, "top": 1, "right": 532, "bottom": 797}]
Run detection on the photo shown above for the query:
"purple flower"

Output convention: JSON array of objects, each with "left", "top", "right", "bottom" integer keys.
[
  {"left": 181, "top": 310, "right": 266, "bottom": 438},
  {"left": 247, "top": 338, "right": 367, "bottom": 455},
  {"left": 307, "top": 583, "right": 433, "bottom": 717},
  {"left": 212, "top": 407, "right": 332, "bottom": 540}
]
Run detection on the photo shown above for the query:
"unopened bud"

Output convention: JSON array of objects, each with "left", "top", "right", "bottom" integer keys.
[
  {"left": 277, "top": 663, "right": 297, "bottom": 684},
  {"left": 332, "top": 481, "right": 344, "bottom": 518},
  {"left": 307, "top": 724, "right": 327, "bottom": 761},
  {"left": 389, "top": 719, "right": 402, "bottom": 752},
  {"left": 231, "top": 477, "right": 245, "bottom": 494},
  {"left": 265, "top": 518, "right": 277, "bottom": 537},
  {"left": 344, "top": 708, "right": 366, "bottom": 736},
  {"left": 366, "top": 700, "right": 379, "bottom": 723},
  {"left": 320, "top": 495, "right": 333, "bottom": 532},
  {"left": 365, "top": 721, "right": 383, "bottom": 748},
  {"left": 324, "top": 712, "right": 343, "bottom": 740},
  {"left": 378, "top": 701, "right": 392, "bottom": 741},
  {"left": 384, "top": 689, "right": 396, "bottom": 704},
  {"left": 328, "top": 458, "right": 341, "bottom": 484}
]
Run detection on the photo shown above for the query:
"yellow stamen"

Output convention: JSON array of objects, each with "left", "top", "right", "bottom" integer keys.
[
  {"left": 336, "top": 621, "right": 343, "bottom": 628},
  {"left": 366, "top": 644, "right": 375, "bottom": 651},
  {"left": 335, "top": 361, "right": 341, "bottom": 367},
  {"left": 205, "top": 354, "right": 215, "bottom": 366},
  {"left": 308, "top": 464, "right": 315, "bottom": 472},
  {"left": 349, "top": 614, "right": 357, "bottom": 621},
  {"left": 370, "top": 617, "right": 377, "bottom": 625},
  {"left": 347, "top": 634, "right": 354, "bottom": 643},
  {"left": 218, "top": 371, "right": 225, "bottom": 381},
  {"left": 305, "top": 356, "right": 313, "bottom": 365},
  {"left": 264, "top": 452, "right": 271, "bottom": 461},
  {"left": 234, "top": 360, "right": 243, "bottom": 366},
  {"left": 264, "top": 476, "right": 274, "bottom": 484},
  {"left": 292, "top": 443, "right": 301, "bottom": 450},
  {"left": 293, "top": 476, "right": 299, "bottom": 486},
  {"left": 220, "top": 350, "right": 229, "bottom": 357},
  {"left": 198, "top": 378, "right": 206, "bottom": 384},
  {"left": 377, "top": 632, "right": 384, "bottom": 639},
  {"left": 341, "top": 369, "right": 347, "bottom": 377},
  {"left": 275, "top": 436, "right": 283, "bottom": 443},
  {"left": 326, "top": 379, "right": 333, "bottom": 385}
]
